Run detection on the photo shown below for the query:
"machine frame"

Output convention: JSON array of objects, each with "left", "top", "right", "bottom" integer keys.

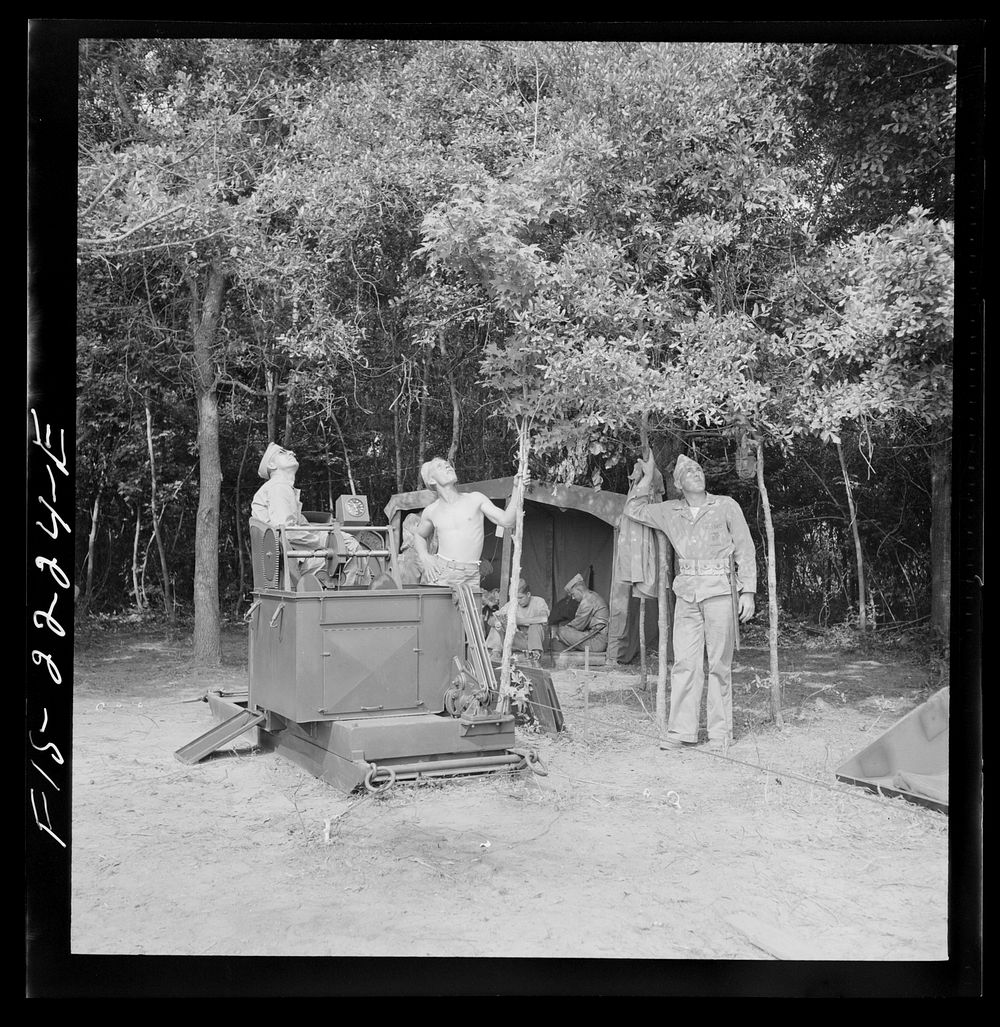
[{"left": 179, "top": 502, "right": 543, "bottom": 793}]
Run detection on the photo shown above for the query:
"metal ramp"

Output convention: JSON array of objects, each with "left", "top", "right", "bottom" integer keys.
[{"left": 174, "top": 708, "right": 266, "bottom": 765}]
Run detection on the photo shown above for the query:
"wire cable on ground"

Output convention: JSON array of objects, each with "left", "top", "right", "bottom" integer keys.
[{"left": 511, "top": 686, "right": 944, "bottom": 820}]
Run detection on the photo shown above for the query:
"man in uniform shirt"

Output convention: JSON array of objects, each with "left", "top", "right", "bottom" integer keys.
[
  {"left": 624, "top": 451, "right": 756, "bottom": 751},
  {"left": 251, "top": 442, "right": 358, "bottom": 583},
  {"left": 486, "top": 578, "right": 550, "bottom": 659},
  {"left": 553, "top": 573, "right": 610, "bottom": 653}
]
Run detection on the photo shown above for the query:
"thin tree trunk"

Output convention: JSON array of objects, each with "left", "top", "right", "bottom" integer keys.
[
  {"left": 265, "top": 367, "right": 278, "bottom": 443},
  {"left": 836, "top": 440, "right": 867, "bottom": 631},
  {"left": 497, "top": 421, "right": 530, "bottom": 711},
  {"left": 808, "top": 154, "right": 841, "bottom": 232},
  {"left": 234, "top": 421, "right": 252, "bottom": 607},
  {"left": 81, "top": 491, "right": 100, "bottom": 614},
  {"left": 191, "top": 263, "right": 226, "bottom": 668},
  {"left": 392, "top": 400, "right": 404, "bottom": 493},
  {"left": 281, "top": 377, "right": 295, "bottom": 449},
  {"left": 139, "top": 534, "right": 151, "bottom": 608},
  {"left": 638, "top": 597, "right": 647, "bottom": 691},
  {"left": 131, "top": 505, "right": 145, "bottom": 612},
  {"left": 655, "top": 532, "right": 669, "bottom": 734},
  {"left": 319, "top": 421, "right": 335, "bottom": 510},
  {"left": 145, "top": 396, "right": 175, "bottom": 623},
  {"left": 446, "top": 366, "right": 460, "bottom": 467},
  {"left": 755, "top": 439, "right": 782, "bottom": 727},
  {"left": 417, "top": 351, "right": 431, "bottom": 482},
  {"left": 329, "top": 406, "right": 356, "bottom": 494},
  {"left": 929, "top": 436, "right": 951, "bottom": 638}
]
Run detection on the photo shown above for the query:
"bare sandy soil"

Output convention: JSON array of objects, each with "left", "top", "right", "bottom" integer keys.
[{"left": 69, "top": 624, "right": 948, "bottom": 967}]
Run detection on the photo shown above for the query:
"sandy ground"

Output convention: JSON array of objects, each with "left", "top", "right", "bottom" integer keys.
[{"left": 65, "top": 624, "right": 950, "bottom": 970}]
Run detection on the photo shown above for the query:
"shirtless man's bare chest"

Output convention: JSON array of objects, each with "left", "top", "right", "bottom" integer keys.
[{"left": 427, "top": 492, "right": 487, "bottom": 563}]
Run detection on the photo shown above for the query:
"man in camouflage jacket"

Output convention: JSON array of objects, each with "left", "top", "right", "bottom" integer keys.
[{"left": 624, "top": 452, "right": 756, "bottom": 750}]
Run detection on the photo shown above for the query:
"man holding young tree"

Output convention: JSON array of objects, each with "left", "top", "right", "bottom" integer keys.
[
  {"left": 411, "top": 457, "right": 526, "bottom": 588},
  {"left": 624, "top": 451, "right": 756, "bottom": 751}
]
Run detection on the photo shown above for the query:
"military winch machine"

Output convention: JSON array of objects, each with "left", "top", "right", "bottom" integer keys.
[{"left": 176, "top": 496, "right": 555, "bottom": 793}]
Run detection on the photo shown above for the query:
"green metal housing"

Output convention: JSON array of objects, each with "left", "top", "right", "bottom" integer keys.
[
  {"left": 179, "top": 513, "right": 527, "bottom": 793},
  {"left": 249, "top": 586, "right": 463, "bottom": 724}
]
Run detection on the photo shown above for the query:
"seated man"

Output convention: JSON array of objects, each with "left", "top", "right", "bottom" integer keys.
[
  {"left": 552, "top": 573, "right": 610, "bottom": 653},
  {"left": 251, "top": 442, "right": 358, "bottom": 586},
  {"left": 486, "top": 578, "right": 550, "bottom": 660}
]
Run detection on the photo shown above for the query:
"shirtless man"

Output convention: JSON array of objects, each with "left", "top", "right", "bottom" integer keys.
[{"left": 412, "top": 457, "right": 524, "bottom": 587}]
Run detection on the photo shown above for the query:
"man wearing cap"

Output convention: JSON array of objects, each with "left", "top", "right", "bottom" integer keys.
[
  {"left": 251, "top": 442, "right": 358, "bottom": 582},
  {"left": 624, "top": 450, "right": 756, "bottom": 751},
  {"left": 486, "top": 578, "right": 550, "bottom": 659},
  {"left": 553, "top": 573, "right": 610, "bottom": 653},
  {"left": 411, "top": 457, "right": 525, "bottom": 588}
]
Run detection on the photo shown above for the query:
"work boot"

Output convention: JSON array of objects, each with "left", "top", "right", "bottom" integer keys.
[
  {"left": 658, "top": 736, "right": 686, "bottom": 751},
  {"left": 704, "top": 736, "right": 732, "bottom": 753}
]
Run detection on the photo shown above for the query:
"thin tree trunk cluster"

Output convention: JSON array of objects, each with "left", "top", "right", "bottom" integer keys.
[
  {"left": 145, "top": 396, "right": 175, "bottom": 624},
  {"left": 496, "top": 420, "right": 531, "bottom": 711},
  {"left": 836, "top": 441, "right": 868, "bottom": 632},
  {"left": 756, "top": 438, "right": 783, "bottom": 727}
]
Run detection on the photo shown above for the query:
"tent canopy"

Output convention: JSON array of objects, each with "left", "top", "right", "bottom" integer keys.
[{"left": 384, "top": 477, "right": 626, "bottom": 529}]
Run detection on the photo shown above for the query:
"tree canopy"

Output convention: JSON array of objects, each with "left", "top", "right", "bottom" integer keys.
[{"left": 71, "top": 38, "right": 958, "bottom": 654}]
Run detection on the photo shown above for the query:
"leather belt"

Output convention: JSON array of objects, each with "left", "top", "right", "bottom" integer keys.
[
  {"left": 437, "top": 555, "right": 480, "bottom": 569},
  {"left": 677, "top": 558, "right": 729, "bottom": 576}
]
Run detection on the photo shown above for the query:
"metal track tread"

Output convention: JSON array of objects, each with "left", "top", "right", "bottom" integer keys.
[{"left": 174, "top": 708, "right": 266, "bottom": 765}]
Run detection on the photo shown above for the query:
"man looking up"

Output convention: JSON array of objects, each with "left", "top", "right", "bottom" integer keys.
[
  {"left": 412, "top": 457, "right": 524, "bottom": 588},
  {"left": 624, "top": 451, "right": 756, "bottom": 751},
  {"left": 251, "top": 442, "right": 358, "bottom": 583}
]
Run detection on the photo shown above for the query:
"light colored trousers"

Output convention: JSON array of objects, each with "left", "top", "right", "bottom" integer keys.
[
  {"left": 666, "top": 593, "right": 735, "bottom": 744},
  {"left": 431, "top": 561, "right": 481, "bottom": 587},
  {"left": 486, "top": 623, "right": 545, "bottom": 653}
]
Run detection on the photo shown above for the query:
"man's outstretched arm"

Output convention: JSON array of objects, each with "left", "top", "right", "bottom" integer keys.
[
  {"left": 623, "top": 452, "right": 668, "bottom": 531},
  {"left": 480, "top": 470, "right": 531, "bottom": 529},
  {"left": 411, "top": 514, "right": 441, "bottom": 581}
]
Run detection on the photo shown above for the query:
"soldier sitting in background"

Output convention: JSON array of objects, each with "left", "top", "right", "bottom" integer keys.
[
  {"left": 486, "top": 578, "right": 550, "bottom": 661},
  {"left": 552, "top": 573, "right": 610, "bottom": 653}
]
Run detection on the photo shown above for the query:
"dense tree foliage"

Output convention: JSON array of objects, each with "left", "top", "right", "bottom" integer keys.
[{"left": 74, "top": 39, "right": 956, "bottom": 661}]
